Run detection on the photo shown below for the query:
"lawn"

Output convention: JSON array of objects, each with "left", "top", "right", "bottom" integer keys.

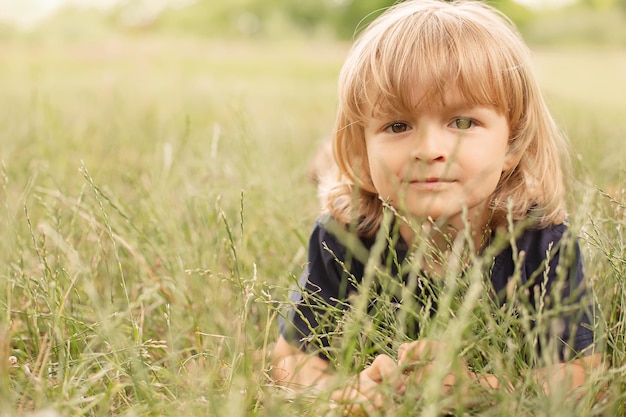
[{"left": 0, "top": 35, "right": 624, "bottom": 416}]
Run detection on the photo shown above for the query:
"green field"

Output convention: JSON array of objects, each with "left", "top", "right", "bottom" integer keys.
[{"left": 0, "top": 36, "right": 624, "bottom": 416}]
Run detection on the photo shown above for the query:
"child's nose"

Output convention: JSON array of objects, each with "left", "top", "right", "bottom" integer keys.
[{"left": 410, "top": 126, "right": 447, "bottom": 163}]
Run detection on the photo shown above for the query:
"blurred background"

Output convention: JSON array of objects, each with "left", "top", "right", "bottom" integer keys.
[{"left": 1, "top": 0, "right": 626, "bottom": 43}]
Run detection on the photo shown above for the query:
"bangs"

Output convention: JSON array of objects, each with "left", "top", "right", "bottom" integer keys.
[{"left": 340, "top": 1, "right": 528, "bottom": 122}]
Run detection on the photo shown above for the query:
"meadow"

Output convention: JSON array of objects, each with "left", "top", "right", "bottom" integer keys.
[{"left": 0, "top": 34, "right": 624, "bottom": 416}]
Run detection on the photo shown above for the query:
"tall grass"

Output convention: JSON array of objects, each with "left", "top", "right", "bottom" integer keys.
[{"left": 0, "top": 36, "right": 624, "bottom": 416}]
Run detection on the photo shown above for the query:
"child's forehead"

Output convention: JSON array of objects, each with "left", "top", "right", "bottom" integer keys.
[
  {"left": 364, "top": 81, "right": 499, "bottom": 118},
  {"left": 342, "top": 23, "right": 522, "bottom": 123},
  {"left": 337, "top": 0, "right": 534, "bottom": 124},
  {"left": 354, "top": 48, "right": 507, "bottom": 118}
]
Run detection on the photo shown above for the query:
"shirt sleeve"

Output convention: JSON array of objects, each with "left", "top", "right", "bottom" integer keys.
[
  {"left": 279, "top": 217, "right": 361, "bottom": 355},
  {"left": 516, "top": 224, "right": 596, "bottom": 360}
]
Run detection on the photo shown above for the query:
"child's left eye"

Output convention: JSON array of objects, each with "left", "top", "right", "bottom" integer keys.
[{"left": 450, "top": 118, "right": 475, "bottom": 129}]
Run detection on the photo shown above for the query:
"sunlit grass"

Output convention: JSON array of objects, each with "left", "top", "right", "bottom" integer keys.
[{"left": 0, "top": 35, "right": 624, "bottom": 416}]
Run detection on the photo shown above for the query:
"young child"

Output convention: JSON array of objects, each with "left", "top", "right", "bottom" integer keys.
[{"left": 273, "top": 0, "right": 601, "bottom": 411}]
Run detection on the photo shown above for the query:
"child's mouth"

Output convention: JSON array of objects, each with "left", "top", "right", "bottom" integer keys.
[{"left": 408, "top": 178, "right": 455, "bottom": 191}]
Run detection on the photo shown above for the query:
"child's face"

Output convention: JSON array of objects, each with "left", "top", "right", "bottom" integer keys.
[{"left": 363, "top": 90, "right": 513, "bottom": 228}]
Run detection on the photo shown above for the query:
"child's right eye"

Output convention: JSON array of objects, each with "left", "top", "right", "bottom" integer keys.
[{"left": 384, "top": 122, "right": 410, "bottom": 133}]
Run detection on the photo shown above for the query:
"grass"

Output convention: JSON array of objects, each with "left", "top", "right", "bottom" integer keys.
[{"left": 0, "top": 33, "right": 624, "bottom": 416}]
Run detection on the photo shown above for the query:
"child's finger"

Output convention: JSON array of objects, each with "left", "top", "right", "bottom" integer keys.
[
  {"left": 330, "top": 355, "right": 402, "bottom": 414},
  {"left": 398, "top": 340, "right": 432, "bottom": 366},
  {"left": 365, "top": 354, "right": 406, "bottom": 394},
  {"left": 365, "top": 354, "right": 397, "bottom": 382},
  {"left": 330, "top": 387, "right": 375, "bottom": 416}
]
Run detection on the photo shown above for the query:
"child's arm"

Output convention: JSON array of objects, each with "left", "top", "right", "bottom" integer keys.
[
  {"left": 530, "top": 353, "right": 604, "bottom": 394},
  {"left": 467, "top": 354, "right": 603, "bottom": 393},
  {"left": 272, "top": 335, "right": 405, "bottom": 412},
  {"left": 398, "top": 339, "right": 603, "bottom": 394},
  {"left": 271, "top": 335, "right": 333, "bottom": 392}
]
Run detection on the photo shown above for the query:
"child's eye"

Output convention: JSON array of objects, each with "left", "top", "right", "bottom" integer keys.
[
  {"left": 384, "top": 122, "right": 411, "bottom": 133},
  {"left": 450, "top": 118, "right": 475, "bottom": 129}
]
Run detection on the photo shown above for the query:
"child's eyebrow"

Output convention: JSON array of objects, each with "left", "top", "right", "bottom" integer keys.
[
  {"left": 368, "top": 106, "right": 408, "bottom": 120},
  {"left": 443, "top": 102, "right": 498, "bottom": 114},
  {"left": 369, "top": 103, "right": 495, "bottom": 119}
]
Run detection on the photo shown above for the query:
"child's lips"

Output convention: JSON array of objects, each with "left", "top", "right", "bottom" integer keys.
[{"left": 407, "top": 178, "right": 455, "bottom": 191}]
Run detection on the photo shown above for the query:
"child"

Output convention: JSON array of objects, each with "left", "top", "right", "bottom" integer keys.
[{"left": 273, "top": 0, "right": 601, "bottom": 411}]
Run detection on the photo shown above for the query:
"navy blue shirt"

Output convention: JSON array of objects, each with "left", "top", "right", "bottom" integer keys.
[{"left": 280, "top": 216, "right": 596, "bottom": 362}]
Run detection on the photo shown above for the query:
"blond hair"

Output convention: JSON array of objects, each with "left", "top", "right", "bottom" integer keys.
[{"left": 326, "top": 0, "right": 572, "bottom": 238}]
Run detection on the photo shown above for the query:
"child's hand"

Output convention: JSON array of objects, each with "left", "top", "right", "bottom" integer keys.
[
  {"left": 397, "top": 340, "right": 472, "bottom": 395},
  {"left": 330, "top": 354, "right": 406, "bottom": 416}
]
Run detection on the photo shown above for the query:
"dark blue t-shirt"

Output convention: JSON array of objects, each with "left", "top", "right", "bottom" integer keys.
[{"left": 280, "top": 216, "right": 595, "bottom": 362}]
